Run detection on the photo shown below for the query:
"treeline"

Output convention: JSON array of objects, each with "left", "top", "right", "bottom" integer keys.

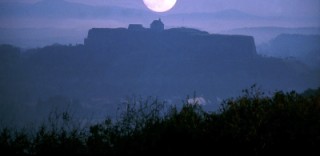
[{"left": 0, "top": 87, "right": 320, "bottom": 155}]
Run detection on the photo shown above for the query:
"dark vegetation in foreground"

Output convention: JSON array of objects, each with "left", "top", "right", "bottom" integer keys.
[{"left": 1, "top": 87, "right": 320, "bottom": 155}]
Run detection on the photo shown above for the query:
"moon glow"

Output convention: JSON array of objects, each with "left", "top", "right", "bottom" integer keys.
[{"left": 143, "top": 0, "right": 177, "bottom": 13}]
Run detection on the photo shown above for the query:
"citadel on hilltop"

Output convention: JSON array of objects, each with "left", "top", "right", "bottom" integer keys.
[
  {"left": 150, "top": 18, "right": 164, "bottom": 31},
  {"left": 84, "top": 19, "right": 257, "bottom": 58},
  {"left": 128, "top": 19, "right": 164, "bottom": 31}
]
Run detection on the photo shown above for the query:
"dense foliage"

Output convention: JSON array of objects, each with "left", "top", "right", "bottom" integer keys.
[{"left": 1, "top": 87, "right": 319, "bottom": 155}]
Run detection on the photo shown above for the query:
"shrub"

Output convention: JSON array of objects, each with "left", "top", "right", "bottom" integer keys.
[{"left": 0, "top": 87, "right": 319, "bottom": 155}]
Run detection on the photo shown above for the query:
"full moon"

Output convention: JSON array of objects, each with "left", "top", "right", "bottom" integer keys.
[{"left": 143, "top": 0, "right": 177, "bottom": 13}]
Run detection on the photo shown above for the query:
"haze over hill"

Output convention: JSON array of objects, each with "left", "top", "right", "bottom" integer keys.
[
  {"left": 221, "top": 27, "right": 320, "bottom": 45},
  {"left": 1, "top": 20, "right": 319, "bottom": 127},
  {"left": 258, "top": 34, "right": 320, "bottom": 69}
]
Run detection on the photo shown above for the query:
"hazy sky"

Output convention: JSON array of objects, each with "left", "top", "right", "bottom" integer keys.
[
  {"left": 2, "top": 0, "right": 319, "bottom": 17},
  {"left": 80, "top": 0, "right": 320, "bottom": 17},
  {"left": 0, "top": 0, "right": 319, "bottom": 47},
  {"left": 1, "top": 0, "right": 319, "bottom": 26}
]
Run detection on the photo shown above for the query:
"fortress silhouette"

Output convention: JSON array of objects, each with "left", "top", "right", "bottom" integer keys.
[
  {"left": 84, "top": 19, "right": 257, "bottom": 59},
  {"left": 128, "top": 18, "right": 165, "bottom": 32}
]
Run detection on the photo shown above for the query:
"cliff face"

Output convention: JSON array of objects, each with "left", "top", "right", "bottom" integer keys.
[
  {"left": 78, "top": 27, "right": 318, "bottom": 101},
  {"left": 81, "top": 27, "right": 266, "bottom": 101},
  {"left": 84, "top": 27, "right": 257, "bottom": 59}
]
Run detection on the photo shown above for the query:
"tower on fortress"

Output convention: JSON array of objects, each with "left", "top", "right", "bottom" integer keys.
[{"left": 150, "top": 18, "right": 164, "bottom": 31}]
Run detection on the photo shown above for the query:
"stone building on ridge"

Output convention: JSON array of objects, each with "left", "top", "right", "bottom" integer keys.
[{"left": 150, "top": 18, "right": 164, "bottom": 31}]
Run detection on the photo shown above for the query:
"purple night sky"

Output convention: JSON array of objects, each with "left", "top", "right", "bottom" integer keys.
[{"left": 0, "top": 0, "right": 319, "bottom": 47}]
